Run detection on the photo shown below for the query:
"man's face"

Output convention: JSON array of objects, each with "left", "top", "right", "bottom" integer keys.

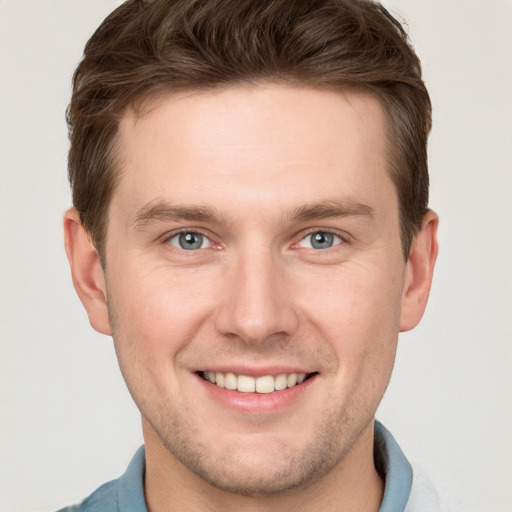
[{"left": 103, "top": 85, "right": 409, "bottom": 493}]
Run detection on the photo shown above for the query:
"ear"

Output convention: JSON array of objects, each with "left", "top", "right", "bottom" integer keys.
[
  {"left": 63, "top": 208, "right": 111, "bottom": 335},
  {"left": 399, "top": 210, "right": 439, "bottom": 332}
]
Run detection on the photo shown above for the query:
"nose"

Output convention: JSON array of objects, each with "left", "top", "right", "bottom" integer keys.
[{"left": 215, "top": 249, "right": 299, "bottom": 345}]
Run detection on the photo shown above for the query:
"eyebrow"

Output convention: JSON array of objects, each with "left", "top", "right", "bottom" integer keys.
[
  {"left": 133, "top": 201, "right": 225, "bottom": 229},
  {"left": 290, "top": 200, "right": 375, "bottom": 222},
  {"left": 132, "top": 198, "right": 375, "bottom": 230}
]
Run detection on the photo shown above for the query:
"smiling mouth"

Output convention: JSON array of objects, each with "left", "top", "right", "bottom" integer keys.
[{"left": 199, "top": 371, "right": 315, "bottom": 394}]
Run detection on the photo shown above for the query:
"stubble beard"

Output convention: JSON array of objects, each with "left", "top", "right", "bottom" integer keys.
[
  {"left": 107, "top": 299, "right": 387, "bottom": 497},
  {"left": 139, "top": 385, "right": 376, "bottom": 497}
]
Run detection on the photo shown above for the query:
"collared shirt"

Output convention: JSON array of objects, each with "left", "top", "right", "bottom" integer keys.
[{"left": 57, "top": 422, "right": 433, "bottom": 512}]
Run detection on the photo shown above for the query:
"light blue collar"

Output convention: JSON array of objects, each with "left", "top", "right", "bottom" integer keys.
[
  {"left": 375, "top": 421, "right": 413, "bottom": 512},
  {"left": 118, "top": 445, "right": 148, "bottom": 512}
]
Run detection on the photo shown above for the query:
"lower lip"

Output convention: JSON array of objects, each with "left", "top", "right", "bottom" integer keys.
[{"left": 196, "top": 373, "right": 317, "bottom": 414}]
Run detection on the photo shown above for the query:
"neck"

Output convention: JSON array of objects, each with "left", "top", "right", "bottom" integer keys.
[{"left": 143, "top": 420, "right": 384, "bottom": 512}]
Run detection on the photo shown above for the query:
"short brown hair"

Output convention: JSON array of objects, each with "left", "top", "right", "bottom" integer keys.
[{"left": 67, "top": 0, "right": 431, "bottom": 259}]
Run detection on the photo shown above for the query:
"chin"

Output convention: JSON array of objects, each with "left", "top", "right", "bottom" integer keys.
[
  {"left": 157, "top": 423, "right": 351, "bottom": 496},
  {"left": 177, "top": 448, "right": 332, "bottom": 496}
]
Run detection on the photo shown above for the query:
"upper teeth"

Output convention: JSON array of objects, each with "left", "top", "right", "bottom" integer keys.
[{"left": 203, "top": 371, "right": 307, "bottom": 394}]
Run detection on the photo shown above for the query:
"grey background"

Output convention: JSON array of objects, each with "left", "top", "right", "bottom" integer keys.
[{"left": 1, "top": 1, "right": 511, "bottom": 510}]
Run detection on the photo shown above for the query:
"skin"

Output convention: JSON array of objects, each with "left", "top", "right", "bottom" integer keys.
[{"left": 64, "top": 84, "right": 438, "bottom": 512}]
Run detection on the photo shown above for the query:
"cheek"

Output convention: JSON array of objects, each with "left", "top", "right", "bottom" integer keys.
[
  {"left": 296, "top": 263, "right": 404, "bottom": 338},
  {"left": 106, "top": 263, "right": 219, "bottom": 360},
  {"left": 291, "top": 261, "right": 404, "bottom": 392}
]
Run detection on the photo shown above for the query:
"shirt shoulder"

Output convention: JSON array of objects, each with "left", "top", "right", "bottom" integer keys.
[
  {"left": 55, "top": 445, "right": 147, "bottom": 512},
  {"left": 55, "top": 478, "right": 120, "bottom": 512},
  {"left": 404, "top": 464, "right": 441, "bottom": 512},
  {"left": 374, "top": 422, "right": 440, "bottom": 512}
]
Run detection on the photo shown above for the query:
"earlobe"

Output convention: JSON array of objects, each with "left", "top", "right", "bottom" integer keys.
[
  {"left": 399, "top": 210, "right": 439, "bottom": 332},
  {"left": 63, "top": 208, "right": 112, "bottom": 335}
]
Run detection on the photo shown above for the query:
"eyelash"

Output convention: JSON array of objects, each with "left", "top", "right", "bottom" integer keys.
[{"left": 161, "top": 228, "right": 347, "bottom": 253}]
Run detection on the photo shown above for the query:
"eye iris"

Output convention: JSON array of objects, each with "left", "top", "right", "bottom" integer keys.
[
  {"left": 179, "top": 232, "right": 203, "bottom": 250},
  {"left": 311, "top": 232, "right": 334, "bottom": 249}
]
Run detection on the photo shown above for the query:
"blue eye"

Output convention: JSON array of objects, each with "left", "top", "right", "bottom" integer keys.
[
  {"left": 169, "top": 232, "right": 211, "bottom": 250},
  {"left": 299, "top": 231, "right": 342, "bottom": 250}
]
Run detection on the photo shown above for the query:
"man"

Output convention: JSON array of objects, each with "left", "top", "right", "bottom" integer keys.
[{"left": 60, "top": 0, "right": 439, "bottom": 511}]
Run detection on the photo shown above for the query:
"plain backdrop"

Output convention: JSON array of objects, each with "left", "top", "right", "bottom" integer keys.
[{"left": 1, "top": 1, "right": 511, "bottom": 511}]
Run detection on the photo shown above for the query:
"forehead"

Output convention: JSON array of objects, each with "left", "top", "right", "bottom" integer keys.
[{"left": 113, "top": 84, "right": 395, "bottom": 224}]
